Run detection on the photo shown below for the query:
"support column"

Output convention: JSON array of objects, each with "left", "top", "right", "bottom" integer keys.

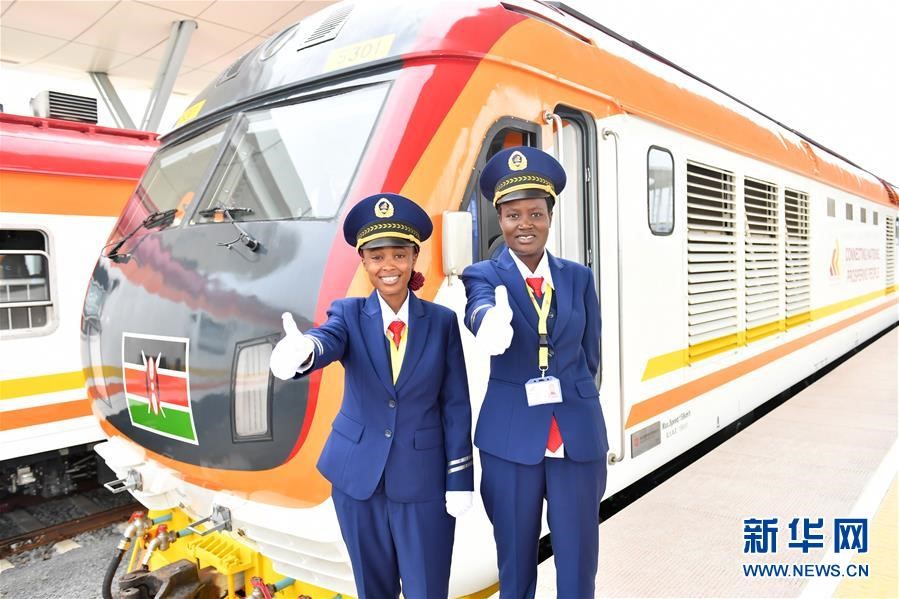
[
  {"left": 89, "top": 71, "right": 136, "bottom": 129},
  {"left": 141, "top": 19, "right": 197, "bottom": 132}
]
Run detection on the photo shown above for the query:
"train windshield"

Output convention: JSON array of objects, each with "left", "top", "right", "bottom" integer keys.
[
  {"left": 109, "top": 125, "right": 227, "bottom": 239},
  {"left": 194, "top": 82, "right": 389, "bottom": 223}
]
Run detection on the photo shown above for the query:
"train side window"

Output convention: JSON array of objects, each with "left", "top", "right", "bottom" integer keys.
[
  {"left": 845, "top": 203, "right": 854, "bottom": 221},
  {"left": 0, "top": 229, "right": 52, "bottom": 334},
  {"left": 232, "top": 339, "right": 274, "bottom": 441},
  {"left": 647, "top": 147, "right": 675, "bottom": 235},
  {"left": 827, "top": 198, "right": 836, "bottom": 217},
  {"left": 553, "top": 114, "right": 589, "bottom": 263},
  {"left": 860, "top": 207, "right": 867, "bottom": 223},
  {"left": 462, "top": 121, "right": 540, "bottom": 260},
  {"left": 873, "top": 211, "right": 878, "bottom": 226}
]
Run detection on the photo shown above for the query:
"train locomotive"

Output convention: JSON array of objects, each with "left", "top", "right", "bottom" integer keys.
[{"left": 80, "top": 1, "right": 898, "bottom": 597}]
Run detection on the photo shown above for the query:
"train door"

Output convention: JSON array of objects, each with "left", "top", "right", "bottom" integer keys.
[{"left": 545, "top": 109, "right": 624, "bottom": 470}]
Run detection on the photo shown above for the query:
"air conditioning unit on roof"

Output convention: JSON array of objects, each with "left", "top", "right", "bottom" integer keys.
[{"left": 30, "top": 90, "right": 98, "bottom": 124}]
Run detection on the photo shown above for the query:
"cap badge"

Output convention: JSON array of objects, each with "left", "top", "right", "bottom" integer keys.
[
  {"left": 375, "top": 197, "right": 394, "bottom": 218},
  {"left": 508, "top": 150, "right": 527, "bottom": 171}
]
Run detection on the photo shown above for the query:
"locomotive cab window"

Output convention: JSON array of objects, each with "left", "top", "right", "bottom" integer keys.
[
  {"left": 109, "top": 123, "right": 227, "bottom": 243},
  {"left": 195, "top": 83, "right": 389, "bottom": 224},
  {"left": 0, "top": 229, "right": 52, "bottom": 334},
  {"left": 465, "top": 121, "right": 540, "bottom": 260},
  {"left": 647, "top": 147, "right": 675, "bottom": 235}
]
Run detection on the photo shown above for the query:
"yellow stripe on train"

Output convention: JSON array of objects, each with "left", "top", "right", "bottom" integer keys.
[{"left": 641, "top": 286, "right": 897, "bottom": 381}]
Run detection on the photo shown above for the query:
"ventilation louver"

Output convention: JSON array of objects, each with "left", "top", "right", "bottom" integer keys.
[
  {"left": 30, "top": 91, "right": 98, "bottom": 124},
  {"left": 686, "top": 161, "right": 739, "bottom": 360},
  {"left": 886, "top": 215, "right": 896, "bottom": 289},
  {"left": 744, "top": 178, "right": 783, "bottom": 341},
  {"left": 218, "top": 51, "right": 254, "bottom": 85},
  {"left": 784, "top": 189, "right": 811, "bottom": 327},
  {"left": 297, "top": 4, "right": 354, "bottom": 51}
]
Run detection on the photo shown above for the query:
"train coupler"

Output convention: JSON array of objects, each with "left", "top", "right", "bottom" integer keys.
[{"left": 119, "top": 559, "right": 210, "bottom": 599}]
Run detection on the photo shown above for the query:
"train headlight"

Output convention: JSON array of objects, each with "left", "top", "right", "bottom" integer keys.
[{"left": 233, "top": 340, "right": 273, "bottom": 440}]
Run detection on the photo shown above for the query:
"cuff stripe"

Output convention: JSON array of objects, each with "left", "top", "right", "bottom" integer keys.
[
  {"left": 305, "top": 334, "right": 323, "bottom": 356},
  {"left": 469, "top": 304, "right": 492, "bottom": 329},
  {"left": 448, "top": 462, "right": 473, "bottom": 474},
  {"left": 448, "top": 455, "right": 472, "bottom": 466}
]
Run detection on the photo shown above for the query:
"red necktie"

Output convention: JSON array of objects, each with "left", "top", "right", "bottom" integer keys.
[
  {"left": 387, "top": 320, "right": 405, "bottom": 348},
  {"left": 547, "top": 416, "right": 562, "bottom": 452},
  {"left": 526, "top": 276, "right": 544, "bottom": 298}
]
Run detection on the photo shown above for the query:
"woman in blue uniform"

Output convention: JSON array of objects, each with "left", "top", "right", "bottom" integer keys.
[
  {"left": 462, "top": 147, "right": 609, "bottom": 598},
  {"left": 270, "top": 193, "right": 473, "bottom": 599}
]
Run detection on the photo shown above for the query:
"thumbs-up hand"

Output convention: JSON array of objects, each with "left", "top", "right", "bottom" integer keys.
[
  {"left": 281, "top": 312, "right": 302, "bottom": 339},
  {"left": 476, "top": 285, "right": 514, "bottom": 356},
  {"left": 492, "top": 285, "right": 513, "bottom": 323},
  {"left": 270, "top": 312, "right": 315, "bottom": 380}
]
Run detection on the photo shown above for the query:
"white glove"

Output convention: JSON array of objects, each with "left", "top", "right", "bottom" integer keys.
[
  {"left": 445, "top": 491, "right": 474, "bottom": 518},
  {"left": 269, "top": 312, "right": 315, "bottom": 380},
  {"left": 475, "top": 285, "right": 514, "bottom": 355}
]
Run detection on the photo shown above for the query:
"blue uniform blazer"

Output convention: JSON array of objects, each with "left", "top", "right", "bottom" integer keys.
[
  {"left": 302, "top": 290, "right": 473, "bottom": 502},
  {"left": 462, "top": 248, "right": 609, "bottom": 465}
]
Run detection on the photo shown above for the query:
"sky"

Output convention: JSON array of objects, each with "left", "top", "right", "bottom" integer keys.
[
  {"left": 566, "top": 0, "right": 899, "bottom": 185},
  {"left": 1, "top": 0, "right": 896, "bottom": 184}
]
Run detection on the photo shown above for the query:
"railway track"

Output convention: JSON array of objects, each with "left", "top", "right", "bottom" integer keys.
[
  {"left": 0, "top": 502, "right": 139, "bottom": 558},
  {"left": 0, "top": 486, "right": 140, "bottom": 559}
]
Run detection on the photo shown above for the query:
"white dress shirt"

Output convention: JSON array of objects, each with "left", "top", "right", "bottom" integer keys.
[
  {"left": 376, "top": 289, "right": 411, "bottom": 336},
  {"left": 509, "top": 249, "right": 554, "bottom": 293}
]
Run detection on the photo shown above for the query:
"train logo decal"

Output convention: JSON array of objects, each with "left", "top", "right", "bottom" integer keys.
[
  {"left": 122, "top": 333, "right": 198, "bottom": 445},
  {"left": 830, "top": 240, "right": 842, "bottom": 278}
]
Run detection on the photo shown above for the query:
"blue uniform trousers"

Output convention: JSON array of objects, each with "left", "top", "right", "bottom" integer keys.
[
  {"left": 331, "top": 478, "right": 455, "bottom": 599},
  {"left": 480, "top": 451, "right": 607, "bottom": 599}
]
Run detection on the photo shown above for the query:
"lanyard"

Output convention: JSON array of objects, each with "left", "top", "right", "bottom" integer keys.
[{"left": 525, "top": 283, "right": 553, "bottom": 375}]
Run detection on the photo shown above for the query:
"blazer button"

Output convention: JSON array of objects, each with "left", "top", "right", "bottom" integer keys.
[
  {"left": 548, "top": 311, "right": 555, "bottom": 319},
  {"left": 548, "top": 349, "right": 554, "bottom": 358},
  {"left": 384, "top": 429, "right": 393, "bottom": 438},
  {"left": 388, "top": 399, "right": 396, "bottom": 408}
]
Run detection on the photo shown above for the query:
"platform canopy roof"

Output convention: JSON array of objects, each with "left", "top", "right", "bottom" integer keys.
[{"left": 1, "top": 1, "right": 337, "bottom": 96}]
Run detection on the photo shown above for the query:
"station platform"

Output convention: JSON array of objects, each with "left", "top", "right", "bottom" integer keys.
[{"left": 524, "top": 327, "right": 898, "bottom": 598}]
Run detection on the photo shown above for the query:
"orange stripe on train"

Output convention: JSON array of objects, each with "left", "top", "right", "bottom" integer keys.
[
  {"left": 626, "top": 298, "right": 898, "bottom": 429},
  {"left": 0, "top": 399, "right": 92, "bottom": 431}
]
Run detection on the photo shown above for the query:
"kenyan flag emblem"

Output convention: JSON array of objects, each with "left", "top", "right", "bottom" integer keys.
[{"left": 122, "top": 333, "right": 198, "bottom": 444}]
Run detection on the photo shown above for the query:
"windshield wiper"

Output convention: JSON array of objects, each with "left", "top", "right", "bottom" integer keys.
[
  {"left": 198, "top": 206, "right": 254, "bottom": 218},
  {"left": 199, "top": 205, "right": 261, "bottom": 252},
  {"left": 104, "top": 209, "right": 177, "bottom": 261}
]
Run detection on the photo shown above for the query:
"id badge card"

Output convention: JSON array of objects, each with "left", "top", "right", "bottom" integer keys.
[{"left": 525, "top": 375, "right": 563, "bottom": 407}]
